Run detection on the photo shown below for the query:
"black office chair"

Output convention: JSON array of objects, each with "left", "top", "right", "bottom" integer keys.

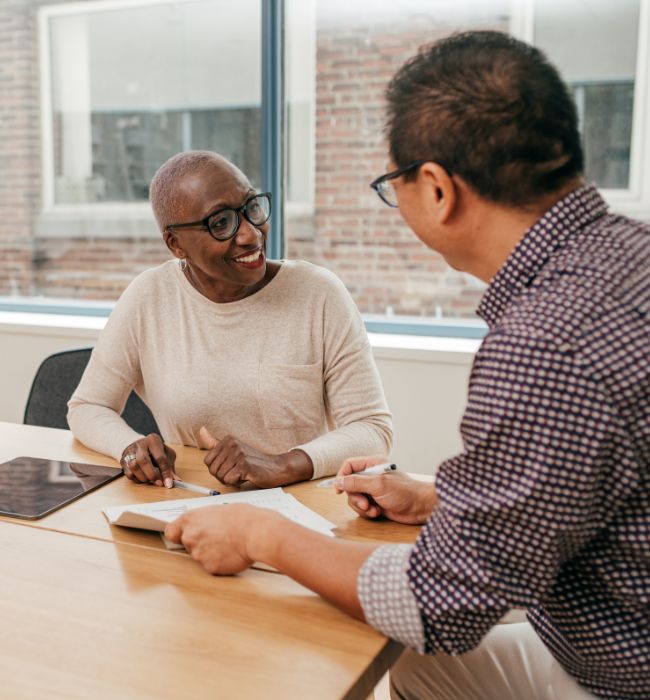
[{"left": 23, "top": 347, "right": 159, "bottom": 435}]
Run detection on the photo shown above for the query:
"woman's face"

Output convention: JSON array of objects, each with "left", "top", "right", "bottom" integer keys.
[{"left": 164, "top": 161, "right": 271, "bottom": 302}]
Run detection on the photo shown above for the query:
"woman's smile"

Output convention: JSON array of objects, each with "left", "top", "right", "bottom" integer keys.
[{"left": 231, "top": 246, "right": 265, "bottom": 269}]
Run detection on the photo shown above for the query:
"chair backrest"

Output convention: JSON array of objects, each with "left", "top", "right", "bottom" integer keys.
[{"left": 23, "top": 348, "right": 159, "bottom": 436}]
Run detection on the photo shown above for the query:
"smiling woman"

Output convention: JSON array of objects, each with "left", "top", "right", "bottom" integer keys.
[
  {"left": 157, "top": 153, "right": 276, "bottom": 304},
  {"left": 66, "top": 151, "right": 393, "bottom": 491}
]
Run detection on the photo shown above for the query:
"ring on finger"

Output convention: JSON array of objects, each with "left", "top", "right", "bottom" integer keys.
[{"left": 123, "top": 453, "right": 137, "bottom": 465}]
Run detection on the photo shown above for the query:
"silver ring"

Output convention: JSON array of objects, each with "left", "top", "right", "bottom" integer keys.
[{"left": 123, "top": 453, "right": 137, "bottom": 464}]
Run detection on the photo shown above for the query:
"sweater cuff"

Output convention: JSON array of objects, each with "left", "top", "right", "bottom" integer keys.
[
  {"left": 293, "top": 442, "right": 329, "bottom": 480},
  {"left": 358, "top": 544, "right": 426, "bottom": 653}
]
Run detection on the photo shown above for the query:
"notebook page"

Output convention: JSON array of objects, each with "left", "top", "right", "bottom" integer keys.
[{"left": 103, "top": 488, "right": 335, "bottom": 538}]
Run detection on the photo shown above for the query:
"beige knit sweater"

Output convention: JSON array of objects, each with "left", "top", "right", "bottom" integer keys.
[{"left": 67, "top": 260, "right": 392, "bottom": 479}]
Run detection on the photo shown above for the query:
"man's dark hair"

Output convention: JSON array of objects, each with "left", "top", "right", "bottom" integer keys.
[{"left": 386, "top": 31, "right": 584, "bottom": 207}]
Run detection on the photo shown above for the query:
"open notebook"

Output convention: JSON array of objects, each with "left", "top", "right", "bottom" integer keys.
[{"left": 103, "top": 488, "right": 336, "bottom": 551}]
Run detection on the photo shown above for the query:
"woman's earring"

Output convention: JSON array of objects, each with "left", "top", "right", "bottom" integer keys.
[{"left": 177, "top": 257, "right": 187, "bottom": 271}]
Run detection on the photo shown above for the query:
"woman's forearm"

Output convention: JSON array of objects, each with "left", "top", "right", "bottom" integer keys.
[
  {"left": 277, "top": 448, "right": 314, "bottom": 483},
  {"left": 67, "top": 400, "right": 142, "bottom": 461},
  {"left": 298, "top": 418, "right": 393, "bottom": 480}
]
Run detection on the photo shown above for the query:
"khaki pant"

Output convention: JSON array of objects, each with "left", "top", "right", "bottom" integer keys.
[{"left": 390, "top": 622, "right": 596, "bottom": 700}]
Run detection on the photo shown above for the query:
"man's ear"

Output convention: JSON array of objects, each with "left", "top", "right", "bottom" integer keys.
[{"left": 419, "top": 162, "right": 457, "bottom": 224}]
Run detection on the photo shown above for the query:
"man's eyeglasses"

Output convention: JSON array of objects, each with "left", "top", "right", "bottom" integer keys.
[
  {"left": 370, "top": 161, "right": 426, "bottom": 208},
  {"left": 166, "top": 192, "right": 272, "bottom": 242}
]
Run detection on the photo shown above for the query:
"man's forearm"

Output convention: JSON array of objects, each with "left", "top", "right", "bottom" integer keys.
[{"left": 247, "top": 512, "right": 379, "bottom": 619}]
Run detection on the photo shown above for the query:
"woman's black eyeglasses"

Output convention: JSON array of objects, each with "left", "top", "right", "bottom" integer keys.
[
  {"left": 370, "top": 161, "right": 426, "bottom": 208},
  {"left": 166, "top": 192, "right": 272, "bottom": 242}
]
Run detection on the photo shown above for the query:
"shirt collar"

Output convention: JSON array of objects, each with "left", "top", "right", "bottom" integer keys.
[{"left": 477, "top": 184, "right": 609, "bottom": 328}]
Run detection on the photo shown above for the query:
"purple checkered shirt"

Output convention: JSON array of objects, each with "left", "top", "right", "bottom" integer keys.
[{"left": 360, "top": 185, "right": 650, "bottom": 699}]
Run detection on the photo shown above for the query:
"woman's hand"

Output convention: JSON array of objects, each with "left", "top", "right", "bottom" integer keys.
[
  {"left": 334, "top": 456, "right": 437, "bottom": 525},
  {"left": 200, "top": 427, "right": 313, "bottom": 488},
  {"left": 120, "top": 433, "right": 178, "bottom": 488}
]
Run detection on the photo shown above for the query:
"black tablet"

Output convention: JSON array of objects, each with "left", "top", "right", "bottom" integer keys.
[{"left": 0, "top": 456, "right": 123, "bottom": 520}]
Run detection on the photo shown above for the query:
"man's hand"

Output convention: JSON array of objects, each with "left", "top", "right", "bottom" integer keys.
[
  {"left": 120, "top": 433, "right": 178, "bottom": 488},
  {"left": 164, "top": 504, "right": 270, "bottom": 575},
  {"left": 199, "top": 426, "right": 313, "bottom": 488},
  {"left": 165, "top": 503, "right": 374, "bottom": 623},
  {"left": 335, "top": 456, "right": 437, "bottom": 525}
]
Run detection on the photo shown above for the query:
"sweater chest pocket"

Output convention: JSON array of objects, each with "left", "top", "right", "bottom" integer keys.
[{"left": 258, "top": 362, "right": 325, "bottom": 430}]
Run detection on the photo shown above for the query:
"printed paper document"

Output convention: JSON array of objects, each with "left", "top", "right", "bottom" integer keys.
[{"left": 103, "top": 488, "right": 336, "bottom": 542}]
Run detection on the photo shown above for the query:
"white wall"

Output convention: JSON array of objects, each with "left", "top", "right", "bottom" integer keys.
[
  {"left": 0, "top": 316, "right": 476, "bottom": 475},
  {"left": 371, "top": 336, "right": 475, "bottom": 474},
  {"left": 0, "top": 313, "right": 104, "bottom": 420}
]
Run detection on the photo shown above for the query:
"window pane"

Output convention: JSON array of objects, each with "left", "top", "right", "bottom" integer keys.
[
  {"left": 533, "top": 0, "right": 640, "bottom": 190},
  {"left": 284, "top": 0, "right": 511, "bottom": 321},
  {"left": 284, "top": 0, "right": 642, "bottom": 324},
  {"left": 0, "top": 0, "right": 262, "bottom": 302},
  {"left": 49, "top": 1, "right": 262, "bottom": 206},
  {"left": 571, "top": 83, "right": 635, "bottom": 189}
]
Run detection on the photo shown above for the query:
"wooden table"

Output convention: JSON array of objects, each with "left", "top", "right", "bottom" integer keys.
[
  {"left": 0, "top": 422, "right": 422, "bottom": 699},
  {"left": 0, "top": 422, "right": 420, "bottom": 550}
]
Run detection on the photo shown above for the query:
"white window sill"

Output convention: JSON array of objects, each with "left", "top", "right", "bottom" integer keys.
[
  {"left": 0, "top": 311, "right": 106, "bottom": 338},
  {"left": 0, "top": 312, "right": 481, "bottom": 363},
  {"left": 368, "top": 332, "right": 479, "bottom": 365}
]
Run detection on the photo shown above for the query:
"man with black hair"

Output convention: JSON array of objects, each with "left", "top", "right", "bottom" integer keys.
[{"left": 166, "top": 31, "right": 649, "bottom": 700}]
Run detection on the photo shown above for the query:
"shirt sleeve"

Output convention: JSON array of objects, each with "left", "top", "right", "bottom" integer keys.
[
  {"left": 295, "top": 273, "right": 393, "bottom": 478},
  {"left": 407, "top": 331, "right": 630, "bottom": 655},
  {"left": 67, "top": 280, "right": 148, "bottom": 460},
  {"left": 358, "top": 544, "right": 425, "bottom": 653}
]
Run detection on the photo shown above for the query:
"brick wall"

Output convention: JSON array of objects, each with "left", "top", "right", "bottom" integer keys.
[
  {"left": 0, "top": 0, "right": 41, "bottom": 296},
  {"left": 0, "top": 2, "right": 502, "bottom": 318},
  {"left": 286, "top": 13, "right": 508, "bottom": 318},
  {"left": 32, "top": 236, "right": 170, "bottom": 298},
  {"left": 0, "top": 0, "right": 172, "bottom": 301}
]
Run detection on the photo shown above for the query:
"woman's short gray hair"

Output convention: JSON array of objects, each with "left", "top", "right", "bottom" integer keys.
[{"left": 149, "top": 150, "right": 232, "bottom": 232}]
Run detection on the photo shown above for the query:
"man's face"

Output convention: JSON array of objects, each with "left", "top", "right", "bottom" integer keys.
[
  {"left": 388, "top": 161, "right": 442, "bottom": 250},
  {"left": 389, "top": 160, "right": 467, "bottom": 273}
]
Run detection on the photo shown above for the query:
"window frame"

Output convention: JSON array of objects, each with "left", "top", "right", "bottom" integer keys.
[
  {"left": 37, "top": 0, "right": 283, "bottom": 247},
  {"left": 510, "top": 0, "right": 650, "bottom": 220},
  {"left": 19, "top": 0, "right": 648, "bottom": 342},
  {"left": 283, "top": 0, "right": 316, "bottom": 217},
  {"left": 0, "top": 296, "right": 488, "bottom": 339}
]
